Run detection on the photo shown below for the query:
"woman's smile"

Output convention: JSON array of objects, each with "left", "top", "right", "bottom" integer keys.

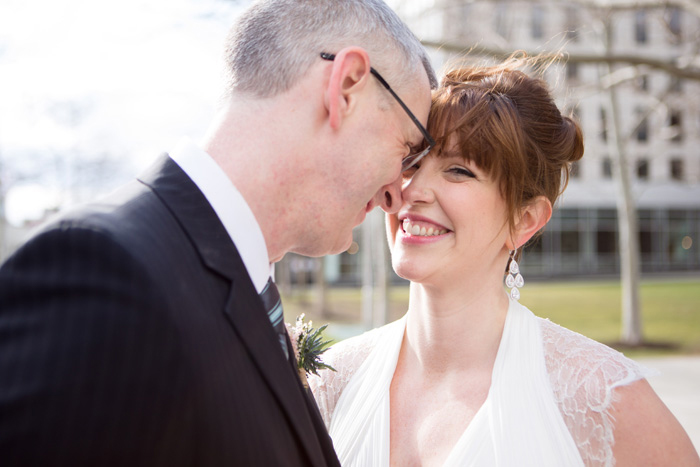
[{"left": 398, "top": 214, "right": 451, "bottom": 244}]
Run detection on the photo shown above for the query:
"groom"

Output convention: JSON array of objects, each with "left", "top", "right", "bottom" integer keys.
[{"left": 0, "top": 0, "right": 435, "bottom": 465}]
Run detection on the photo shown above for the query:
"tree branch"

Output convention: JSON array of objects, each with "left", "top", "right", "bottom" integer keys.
[{"left": 421, "top": 40, "right": 700, "bottom": 81}]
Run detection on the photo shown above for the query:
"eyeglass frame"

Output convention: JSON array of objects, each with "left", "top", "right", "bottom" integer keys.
[{"left": 320, "top": 52, "right": 435, "bottom": 172}]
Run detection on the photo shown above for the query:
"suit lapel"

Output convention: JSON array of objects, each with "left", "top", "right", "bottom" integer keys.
[
  {"left": 225, "top": 279, "right": 329, "bottom": 466},
  {"left": 137, "top": 154, "right": 241, "bottom": 278},
  {"left": 137, "top": 155, "right": 331, "bottom": 466}
]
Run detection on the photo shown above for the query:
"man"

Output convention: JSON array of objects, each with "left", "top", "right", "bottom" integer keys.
[{"left": 0, "top": 0, "right": 436, "bottom": 465}]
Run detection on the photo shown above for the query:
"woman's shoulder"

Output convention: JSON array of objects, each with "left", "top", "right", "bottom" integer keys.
[
  {"left": 536, "top": 316, "right": 655, "bottom": 465},
  {"left": 537, "top": 317, "right": 652, "bottom": 393}
]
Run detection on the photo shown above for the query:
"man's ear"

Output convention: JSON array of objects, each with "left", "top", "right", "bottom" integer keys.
[
  {"left": 506, "top": 196, "right": 552, "bottom": 250},
  {"left": 324, "top": 47, "right": 372, "bottom": 130}
]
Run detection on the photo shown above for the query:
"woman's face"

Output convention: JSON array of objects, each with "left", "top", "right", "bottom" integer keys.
[{"left": 387, "top": 152, "right": 511, "bottom": 287}]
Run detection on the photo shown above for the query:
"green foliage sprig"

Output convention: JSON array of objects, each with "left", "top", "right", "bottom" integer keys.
[{"left": 287, "top": 314, "right": 336, "bottom": 377}]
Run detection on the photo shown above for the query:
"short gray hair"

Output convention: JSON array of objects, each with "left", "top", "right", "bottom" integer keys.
[{"left": 224, "top": 0, "right": 437, "bottom": 98}]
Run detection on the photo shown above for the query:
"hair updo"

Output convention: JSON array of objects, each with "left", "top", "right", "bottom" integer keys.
[{"left": 427, "top": 54, "right": 584, "bottom": 239}]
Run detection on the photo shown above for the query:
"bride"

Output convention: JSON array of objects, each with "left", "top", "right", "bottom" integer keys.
[{"left": 310, "top": 57, "right": 699, "bottom": 466}]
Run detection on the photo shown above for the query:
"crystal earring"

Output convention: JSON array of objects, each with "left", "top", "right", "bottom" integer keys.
[{"left": 505, "top": 249, "right": 524, "bottom": 301}]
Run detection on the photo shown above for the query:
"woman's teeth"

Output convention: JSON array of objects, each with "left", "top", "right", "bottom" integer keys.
[{"left": 402, "top": 220, "right": 447, "bottom": 237}]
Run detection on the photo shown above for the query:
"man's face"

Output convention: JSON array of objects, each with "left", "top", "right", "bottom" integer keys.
[{"left": 305, "top": 68, "right": 433, "bottom": 256}]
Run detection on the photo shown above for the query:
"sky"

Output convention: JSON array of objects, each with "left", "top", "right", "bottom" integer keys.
[{"left": 0, "top": 0, "right": 248, "bottom": 225}]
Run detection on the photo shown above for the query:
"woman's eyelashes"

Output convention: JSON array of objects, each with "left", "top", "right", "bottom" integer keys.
[
  {"left": 447, "top": 166, "right": 477, "bottom": 179},
  {"left": 401, "top": 162, "right": 477, "bottom": 181}
]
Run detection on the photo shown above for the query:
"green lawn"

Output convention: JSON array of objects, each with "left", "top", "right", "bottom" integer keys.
[
  {"left": 520, "top": 279, "right": 700, "bottom": 357},
  {"left": 282, "top": 277, "right": 700, "bottom": 358}
]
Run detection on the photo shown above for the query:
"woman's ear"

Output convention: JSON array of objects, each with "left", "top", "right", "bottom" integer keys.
[
  {"left": 324, "top": 47, "right": 372, "bottom": 130},
  {"left": 506, "top": 196, "right": 552, "bottom": 250}
]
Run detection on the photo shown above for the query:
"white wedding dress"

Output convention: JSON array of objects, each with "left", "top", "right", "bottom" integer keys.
[{"left": 310, "top": 298, "right": 654, "bottom": 467}]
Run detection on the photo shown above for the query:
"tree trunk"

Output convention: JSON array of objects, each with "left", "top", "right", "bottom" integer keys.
[
  {"left": 373, "top": 211, "right": 390, "bottom": 328},
  {"left": 315, "top": 257, "right": 327, "bottom": 318},
  {"left": 361, "top": 209, "right": 390, "bottom": 330},
  {"left": 361, "top": 213, "right": 374, "bottom": 331},
  {"left": 603, "top": 18, "right": 644, "bottom": 345}
]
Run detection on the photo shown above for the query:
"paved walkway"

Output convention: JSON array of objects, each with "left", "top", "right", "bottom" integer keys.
[{"left": 635, "top": 356, "right": 700, "bottom": 453}]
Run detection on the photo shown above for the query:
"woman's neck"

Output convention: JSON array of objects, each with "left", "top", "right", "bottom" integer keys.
[{"left": 402, "top": 275, "right": 510, "bottom": 377}]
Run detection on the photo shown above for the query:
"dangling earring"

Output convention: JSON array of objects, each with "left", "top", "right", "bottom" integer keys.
[{"left": 505, "top": 249, "right": 524, "bottom": 301}]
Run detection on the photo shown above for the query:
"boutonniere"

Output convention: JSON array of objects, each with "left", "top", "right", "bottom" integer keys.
[{"left": 286, "top": 314, "right": 336, "bottom": 388}]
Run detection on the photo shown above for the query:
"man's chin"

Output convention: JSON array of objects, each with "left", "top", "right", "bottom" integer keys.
[
  {"left": 353, "top": 212, "right": 367, "bottom": 228},
  {"left": 296, "top": 234, "right": 353, "bottom": 257},
  {"left": 331, "top": 236, "right": 354, "bottom": 256}
]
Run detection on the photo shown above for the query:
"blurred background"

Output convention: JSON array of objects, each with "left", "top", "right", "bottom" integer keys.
[{"left": 1, "top": 0, "right": 699, "bottom": 449}]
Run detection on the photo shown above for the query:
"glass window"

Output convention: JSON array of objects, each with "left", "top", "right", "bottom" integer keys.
[
  {"left": 566, "top": 62, "right": 578, "bottom": 82},
  {"left": 636, "top": 108, "right": 649, "bottom": 142},
  {"left": 668, "top": 211, "right": 691, "bottom": 263},
  {"left": 639, "top": 230, "right": 653, "bottom": 255},
  {"left": 635, "top": 10, "right": 648, "bottom": 44},
  {"left": 560, "top": 209, "right": 579, "bottom": 219},
  {"left": 670, "top": 158, "right": 684, "bottom": 181},
  {"left": 665, "top": 7, "right": 682, "bottom": 44},
  {"left": 637, "top": 159, "right": 649, "bottom": 180},
  {"left": 670, "top": 110, "right": 683, "bottom": 142},
  {"left": 570, "top": 161, "right": 581, "bottom": 179},
  {"left": 524, "top": 235, "right": 543, "bottom": 254},
  {"left": 638, "top": 209, "right": 653, "bottom": 220},
  {"left": 597, "top": 230, "right": 617, "bottom": 254},
  {"left": 561, "top": 231, "right": 580, "bottom": 253},
  {"left": 600, "top": 107, "right": 608, "bottom": 142},
  {"left": 598, "top": 209, "right": 617, "bottom": 220},
  {"left": 602, "top": 157, "right": 613, "bottom": 178}
]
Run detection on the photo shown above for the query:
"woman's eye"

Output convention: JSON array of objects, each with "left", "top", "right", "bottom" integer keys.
[{"left": 448, "top": 167, "right": 476, "bottom": 178}]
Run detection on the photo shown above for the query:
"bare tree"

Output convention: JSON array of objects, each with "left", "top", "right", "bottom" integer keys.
[{"left": 0, "top": 99, "right": 134, "bottom": 260}]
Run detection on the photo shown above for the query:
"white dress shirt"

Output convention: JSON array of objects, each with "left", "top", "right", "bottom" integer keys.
[{"left": 169, "top": 138, "right": 272, "bottom": 294}]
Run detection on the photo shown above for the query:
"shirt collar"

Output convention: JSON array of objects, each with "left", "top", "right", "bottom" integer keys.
[{"left": 169, "top": 138, "right": 272, "bottom": 293}]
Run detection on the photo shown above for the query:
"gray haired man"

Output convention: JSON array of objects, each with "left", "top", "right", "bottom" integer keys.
[{"left": 0, "top": 0, "right": 436, "bottom": 465}]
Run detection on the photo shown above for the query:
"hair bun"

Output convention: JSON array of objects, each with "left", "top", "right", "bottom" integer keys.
[{"left": 561, "top": 116, "right": 584, "bottom": 165}]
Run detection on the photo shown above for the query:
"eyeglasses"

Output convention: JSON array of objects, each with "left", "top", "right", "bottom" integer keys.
[{"left": 320, "top": 52, "right": 434, "bottom": 172}]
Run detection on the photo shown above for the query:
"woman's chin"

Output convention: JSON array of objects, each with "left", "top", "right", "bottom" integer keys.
[{"left": 392, "top": 259, "right": 428, "bottom": 283}]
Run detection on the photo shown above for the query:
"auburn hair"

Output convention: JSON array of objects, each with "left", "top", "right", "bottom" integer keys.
[{"left": 427, "top": 54, "right": 584, "bottom": 242}]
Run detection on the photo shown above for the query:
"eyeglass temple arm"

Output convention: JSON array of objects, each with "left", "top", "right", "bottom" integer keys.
[{"left": 320, "top": 53, "right": 435, "bottom": 147}]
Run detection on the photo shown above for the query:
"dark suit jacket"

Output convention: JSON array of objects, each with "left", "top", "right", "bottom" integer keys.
[{"left": 0, "top": 155, "right": 340, "bottom": 466}]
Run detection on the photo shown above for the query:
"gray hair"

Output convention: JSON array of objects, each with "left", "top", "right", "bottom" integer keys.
[{"left": 224, "top": 0, "right": 437, "bottom": 98}]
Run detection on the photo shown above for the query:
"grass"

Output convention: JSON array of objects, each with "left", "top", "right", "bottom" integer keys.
[
  {"left": 520, "top": 279, "right": 700, "bottom": 357},
  {"left": 281, "top": 277, "right": 700, "bottom": 358}
]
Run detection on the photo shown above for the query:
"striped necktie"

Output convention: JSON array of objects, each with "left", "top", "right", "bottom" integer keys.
[{"left": 260, "top": 277, "right": 289, "bottom": 359}]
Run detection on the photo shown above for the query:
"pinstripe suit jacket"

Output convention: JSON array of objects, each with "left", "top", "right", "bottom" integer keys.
[{"left": 0, "top": 155, "right": 340, "bottom": 467}]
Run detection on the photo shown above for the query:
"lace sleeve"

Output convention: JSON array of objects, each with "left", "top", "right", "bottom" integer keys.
[
  {"left": 540, "top": 318, "right": 657, "bottom": 467},
  {"left": 308, "top": 327, "right": 384, "bottom": 430}
]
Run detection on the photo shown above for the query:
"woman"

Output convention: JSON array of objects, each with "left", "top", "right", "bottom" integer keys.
[{"left": 310, "top": 57, "right": 699, "bottom": 466}]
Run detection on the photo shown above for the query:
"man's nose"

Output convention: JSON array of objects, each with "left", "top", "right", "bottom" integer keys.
[{"left": 377, "top": 177, "right": 403, "bottom": 214}]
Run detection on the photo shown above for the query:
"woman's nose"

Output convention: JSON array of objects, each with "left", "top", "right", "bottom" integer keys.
[{"left": 402, "top": 168, "right": 435, "bottom": 205}]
